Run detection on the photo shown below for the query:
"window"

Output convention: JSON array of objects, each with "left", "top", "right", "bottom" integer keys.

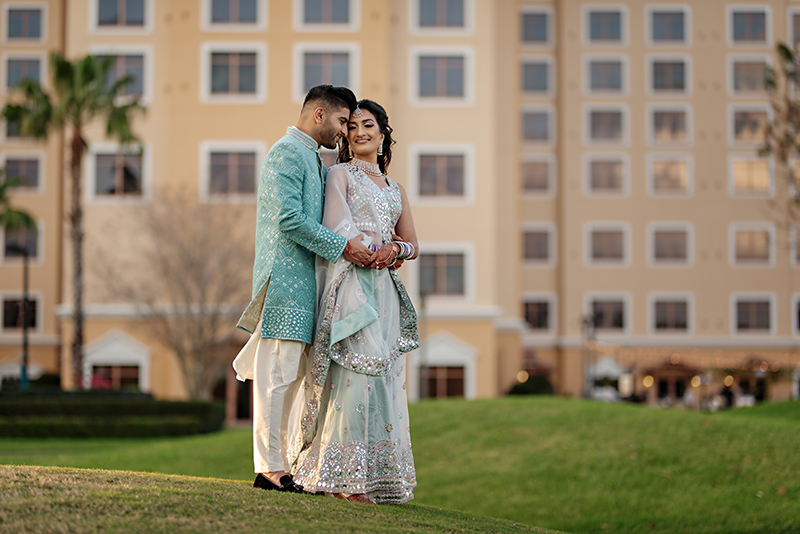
[
  {"left": 7, "top": 8, "right": 42, "bottom": 40},
  {"left": 585, "top": 154, "right": 627, "bottom": 195},
  {"left": 734, "top": 298, "right": 771, "bottom": 333},
  {"left": 587, "top": 9, "right": 624, "bottom": 43},
  {"left": 97, "top": 55, "right": 143, "bottom": 97},
  {"left": 522, "top": 226, "right": 553, "bottom": 263},
  {"left": 95, "top": 153, "right": 142, "bottom": 197},
  {"left": 730, "top": 157, "right": 771, "bottom": 196},
  {"left": 651, "top": 60, "right": 686, "bottom": 92},
  {"left": 648, "top": 224, "right": 691, "bottom": 265},
  {"left": 591, "top": 299, "right": 625, "bottom": 330},
  {"left": 2, "top": 297, "right": 36, "bottom": 329},
  {"left": 732, "top": 109, "right": 768, "bottom": 144},
  {"left": 304, "top": 0, "right": 349, "bottom": 24},
  {"left": 211, "top": 0, "right": 257, "bottom": 23},
  {"left": 212, "top": 52, "right": 256, "bottom": 94},
  {"left": 419, "top": 0, "right": 463, "bottom": 28},
  {"left": 522, "top": 59, "right": 550, "bottom": 94},
  {"left": 647, "top": 154, "right": 692, "bottom": 196},
  {"left": 588, "top": 59, "right": 623, "bottom": 93},
  {"left": 98, "top": 0, "right": 145, "bottom": 27},
  {"left": 732, "top": 227, "right": 772, "bottom": 265},
  {"left": 91, "top": 365, "right": 140, "bottom": 390},
  {"left": 522, "top": 157, "right": 554, "bottom": 195},
  {"left": 419, "top": 253, "right": 464, "bottom": 296},
  {"left": 419, "top": 154, "right": 464, "bottom": 197},
  {"left": 5, "top": 58, "right": 40, "bottom": 89},
  {"left": 587, "top": 108, "right": 625, "bottom": 143},
  {"left": 209, "top": 152, "right": 256, "bottom": 195},
  {"left": 419, "top": 55, "right": 464, "bottom": 98},
  {"left": 409, "top": 46, "right": 471, "bottom": 105},
  {"left": 3, "top": 226, "right": 37, "bottom": 259},
  {"left": 522, "top": 109, "right": 552, "bottom": 143},
  {"left": 3, "top": 157, "right": 40, "bottom": 189},
  {"left": 591, "top": 230, "right": 623, "bottom": 261},
  {"left": 410, "top": 144, "right": 473, "bottom": 203},
  {"left": 651, "top": 109, "right": 688, "bottom": 144},
  {"left": 653, "top": 230, "right": 687, "bottom": 262},
  {"left": 524, "top": 301, "right": 550, "bottom": 330},
  {"left": 650, "top": 9, "right": 686, "bottom": 44},
  {"left": 522, "top": 11, "right": 549, "bottom": 44},
  {"left": 203, "top": 43, "right": 266, "bottom": 102},
  {"left": 5, "top": 118, "right": 21, "bottom": 138},
  {"left": 586, "top": 224, "right": 629, "bottom": 264},
  {"left": 423, "top": 366, "right": 464, "bottom": 397},
  {"left": 731, "top": 59, "right": 768, "bottom": 93},
  {"left": 730, "top": 9, "right": 768, "bottom": 44},
  {"left": 654, "top": 300, "right": 688, "bottom": 332}
]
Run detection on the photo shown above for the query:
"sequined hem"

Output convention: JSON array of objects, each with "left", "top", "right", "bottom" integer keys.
[{"left": 293, "top": 439, "right": 416, "bottom": 504}]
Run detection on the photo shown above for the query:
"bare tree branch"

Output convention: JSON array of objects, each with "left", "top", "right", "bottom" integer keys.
[{"left": 94, "top": 189, "right": 253, "bottom": 399}]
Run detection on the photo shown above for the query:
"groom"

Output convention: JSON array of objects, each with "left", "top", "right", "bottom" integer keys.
[{"left": 234, "top": 85, "right": 373, "bottom": 492}]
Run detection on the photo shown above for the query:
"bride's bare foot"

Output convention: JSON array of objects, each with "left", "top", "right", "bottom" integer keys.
[{"left": 346, "top": 494, "right": 374, "bottom": 504}]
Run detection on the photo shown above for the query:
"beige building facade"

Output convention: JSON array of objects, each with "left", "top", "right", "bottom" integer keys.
[{"left": 2, "top": 0, "right": 800, "bottom": 413}]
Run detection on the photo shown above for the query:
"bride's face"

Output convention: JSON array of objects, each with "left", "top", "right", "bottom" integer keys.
[{"left": 347, "top": 110, "right": 384, "bottom": 159}]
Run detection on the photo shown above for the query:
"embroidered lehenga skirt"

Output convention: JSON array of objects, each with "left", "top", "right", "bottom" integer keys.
[{"left": 289, "top": 264, "right": 419, "bottom": 504}]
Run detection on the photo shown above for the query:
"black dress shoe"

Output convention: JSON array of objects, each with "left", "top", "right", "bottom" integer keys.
[{"left": 253, "top": 473, "right": 303, "bottom": 493}]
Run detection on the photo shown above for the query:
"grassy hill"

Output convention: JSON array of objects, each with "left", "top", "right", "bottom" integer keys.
[
  {"left": 0, "top": 465, "right": 559, "bottom": 534},
  {"left": 2, "top": 396, "right": 800, "bottom": 533}
]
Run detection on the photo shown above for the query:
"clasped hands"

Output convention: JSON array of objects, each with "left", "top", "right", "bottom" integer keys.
[{"left": 342, "top": 236, "right": 404, "bottom": 270}]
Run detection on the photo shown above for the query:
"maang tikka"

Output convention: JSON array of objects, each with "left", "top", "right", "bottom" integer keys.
[{"left": 352, "top": 104, "right": 363, "bottom": 118}]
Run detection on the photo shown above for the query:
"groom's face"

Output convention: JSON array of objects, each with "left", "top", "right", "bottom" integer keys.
[{"left": 318, "top": 106, "right": 350, "bottom": 150}]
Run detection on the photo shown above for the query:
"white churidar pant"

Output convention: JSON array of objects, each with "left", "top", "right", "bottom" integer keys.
[{"left": 233, "top": 320, "right": 308, "bottom": 473}]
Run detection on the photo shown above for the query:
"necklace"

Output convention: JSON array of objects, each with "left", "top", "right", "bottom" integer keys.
[{"left": 350, "top": 157, "right": 382, "bottom": 177}]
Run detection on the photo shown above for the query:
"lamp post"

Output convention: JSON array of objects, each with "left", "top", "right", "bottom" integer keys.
[
  {"left": 582, "top": 313, "right": 596, "bottom": 398},
  {"left": 8, "top": 242, "right": 30, "bottom": 390}
]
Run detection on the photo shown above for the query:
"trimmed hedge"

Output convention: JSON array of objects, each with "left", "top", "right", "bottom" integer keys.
[
  {"left": 507, "top": 374, "right": 554, "bottom": 395},
  {"left": 0, "top": 395, "right": 225, "bottom": 438}
]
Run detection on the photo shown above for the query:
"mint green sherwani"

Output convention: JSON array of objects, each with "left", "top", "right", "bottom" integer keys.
[{"left": 237, "top": 127, "right": 348, "bottom": 344}]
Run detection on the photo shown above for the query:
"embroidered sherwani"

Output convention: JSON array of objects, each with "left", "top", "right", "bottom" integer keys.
[
  {"left": 287, "top": 162, "right": 420, "bottom": 504},
  {"left": 236, "top": 127, "right": 348, "bottom": 345},
  {"left": 233, "top": 127, "right": 348, "bottom": 474}
]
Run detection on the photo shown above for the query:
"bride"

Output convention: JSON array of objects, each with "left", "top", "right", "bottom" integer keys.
[{"left": 288, "top": 99, "right": 420, "bottom": 504}]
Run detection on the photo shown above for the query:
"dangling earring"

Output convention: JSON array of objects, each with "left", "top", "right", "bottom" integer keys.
[
  {"left": 348, "top": 144, "right": 353, "bottom": 159},
  {"left": 377, "top": 141, "right": 383, "bottom": 156}
]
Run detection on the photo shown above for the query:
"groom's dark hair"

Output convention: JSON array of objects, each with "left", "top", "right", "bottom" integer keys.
[{"left": 302, "top": 85, "right": 357, "bottom": 114}]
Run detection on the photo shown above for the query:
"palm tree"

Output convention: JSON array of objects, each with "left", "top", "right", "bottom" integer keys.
[
  {"left": 0, "top": 173, "right": 38, "bottom": 389},
  {"left": 2, "top": 52, "right": 144, "bottom": 389}
]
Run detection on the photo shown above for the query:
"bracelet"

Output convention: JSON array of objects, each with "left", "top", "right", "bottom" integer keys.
[{"left": 394, "top": 241, "right": 415, "bottom": 260}]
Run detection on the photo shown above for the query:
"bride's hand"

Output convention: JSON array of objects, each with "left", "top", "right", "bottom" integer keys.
[{"left": 366, "top": 243, "right": 399, "bottom": 270}]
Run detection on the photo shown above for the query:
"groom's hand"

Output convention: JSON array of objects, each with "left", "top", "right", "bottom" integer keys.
[{"left": 343, "top": 237, "right": 372, "bottom": 267}]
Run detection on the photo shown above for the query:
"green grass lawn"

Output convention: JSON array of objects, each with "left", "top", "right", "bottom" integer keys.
[
  {"left": 2, "top": 397, "right": 799, "bottom": 534},
  {"left": 0, "top": 465, "right": 558, "bottom": 534}
]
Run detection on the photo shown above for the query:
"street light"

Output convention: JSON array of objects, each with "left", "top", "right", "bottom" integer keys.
[
  {"left": 582, "top": 313, "right": 597, "bottom": 398},
  {"left": 6, "top": 241, "right": 31, "bottom": 391}
]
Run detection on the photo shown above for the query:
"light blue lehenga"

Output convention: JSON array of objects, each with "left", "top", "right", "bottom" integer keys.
[{"left": 287, "top": 160, "right": 419, "bottom": 504}]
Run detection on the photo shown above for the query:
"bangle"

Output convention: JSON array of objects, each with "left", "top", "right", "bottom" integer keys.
[{"left": 346, "top": 242, "right": 353, "bottom": 255}]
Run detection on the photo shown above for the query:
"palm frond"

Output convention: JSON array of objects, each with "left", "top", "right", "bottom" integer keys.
[{"left": 107, "top": 101, "right": 145, "bottom": 147}]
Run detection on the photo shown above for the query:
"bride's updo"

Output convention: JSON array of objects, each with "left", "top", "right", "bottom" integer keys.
[{"left": 338, "top": 99, "right": 396, "bottom": 174}]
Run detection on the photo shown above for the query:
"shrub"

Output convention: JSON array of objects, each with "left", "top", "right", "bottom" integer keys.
[
  {"left": 508, "top": 374, "right": 554, "bottom": 395},
  {"left": 0, "top": 393, "right": 225, "bottom": 438}
]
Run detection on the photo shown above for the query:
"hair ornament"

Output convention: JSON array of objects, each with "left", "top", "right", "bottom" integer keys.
[{"left": 352, "top": 104, "right": 363, "bottom": 118}]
